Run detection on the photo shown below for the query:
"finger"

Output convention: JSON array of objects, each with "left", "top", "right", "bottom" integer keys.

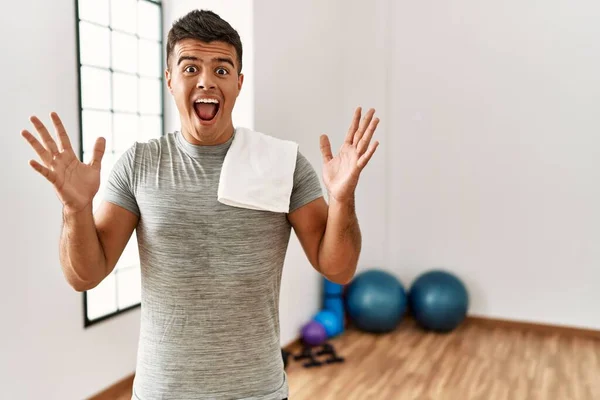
[
  {"left": 21, "top": 129, "right": 52, "bottom": 165},
  {"left": 357, "top": 141, "right": 379, "bottom": 170},
  {"left": 344, "top": 107, "right": 362, "bottom": 144},
  {"left": 29, "top": 159, "right": 57, "bottom": 184},
  {"left": 89, "top": 137, "right": 106, "bottom": 168},
  {"left": 357, "top": 117, "right": 380, "bottom": 155},
  {"left": 353, "top": 108, "right": 376, "bottom": 145},
  {"left": 320, "top": 134, "right": 333, "bottom": 163},
  {"left": 50, "top": 112, "right": 73, "bottom": 153},
  {"left": 29, "top": 115, "right": 60, "bottom": 156}
]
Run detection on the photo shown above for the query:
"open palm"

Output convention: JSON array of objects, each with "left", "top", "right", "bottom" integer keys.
[
  {"left": 320, "top": 107, "right": 380, "bottom": 202},
  {"left": 21, "top": 112, "right": 106, "bottom": 213}
]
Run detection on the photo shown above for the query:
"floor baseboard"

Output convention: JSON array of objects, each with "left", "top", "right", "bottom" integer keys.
[
  {"left": 88, "top": 373, "right": 135, "bottom": 400},
  {"left": 466, "top": 314, "right": 600, "bottom": 340},
  {"left": 282, "top": 336, "right": 302, "bottom": 351}
]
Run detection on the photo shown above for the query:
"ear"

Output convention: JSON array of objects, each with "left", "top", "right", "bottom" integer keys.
[
  {"left": 237, "top": 73, "right": 244, "bottom": 93},
  {"left": 165, "top": 68, "right": 173, "bottom": 94}
]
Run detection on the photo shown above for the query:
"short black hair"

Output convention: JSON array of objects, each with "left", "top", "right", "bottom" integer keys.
[{"left": 166, "top": 10, "right": 243, "bottom": 74}]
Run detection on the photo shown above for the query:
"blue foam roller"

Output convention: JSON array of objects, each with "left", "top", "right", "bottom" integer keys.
[
  {"left": 324, "top": 297, "right": 345, "bottom": 329},
  {"left": 313, "top": 310, "right": 343, "bottom": 338},
  {"left": 323, "top": 278, "right": 344, "bottom": 296}
]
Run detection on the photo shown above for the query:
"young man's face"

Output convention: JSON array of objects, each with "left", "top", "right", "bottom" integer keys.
[{"left": 166, "top": 38, "right": 243, "bottom": 145}]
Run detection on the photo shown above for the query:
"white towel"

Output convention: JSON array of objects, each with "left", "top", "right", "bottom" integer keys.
[{"left": 217, "top": 127, "right": 299, "bottom": 213}]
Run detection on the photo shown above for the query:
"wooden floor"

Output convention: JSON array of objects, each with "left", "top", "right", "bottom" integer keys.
[
  {"left": 97, "top": 318, "right": 600, "bottom": 399},
  {"left": 285, "top": 319, "right": 600, "bottom": 399}
]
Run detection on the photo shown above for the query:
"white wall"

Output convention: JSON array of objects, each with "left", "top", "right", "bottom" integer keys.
[
  {"left": 253, "top": 0, "right": 600, "bottom": 333},
  {"left": 0, "top": 1, "right": 140, "bottom": 399},
  {"left": 163, "top": 0, "right": 254, "bottom": 133},
  {"left": 338, "top": 0, "right": 391, "bottom": 271},
  {"left": 253, "top": 0, "right": 348, "bottom": 344},
  {"left": 388, "top": 1, "right": 600, "bottom": 329}
]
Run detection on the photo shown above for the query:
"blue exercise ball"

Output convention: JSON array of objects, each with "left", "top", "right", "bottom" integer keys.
[
  {"left": 409, "top": 270, "right": 469, "bottom": 333},
  {"left": 345, "top": 269, "right": 407, "bottom": 333}
]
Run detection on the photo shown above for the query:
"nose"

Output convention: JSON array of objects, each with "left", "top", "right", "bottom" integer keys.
[{"left": 196, "top": 70, "right": 216, "bottom": 90}]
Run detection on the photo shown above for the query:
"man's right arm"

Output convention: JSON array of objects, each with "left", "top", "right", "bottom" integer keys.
[
  {"left": 22, "top": 112, "right": 140, "bottom": 291},
  {"left": 60, "top": 201, "right": 139, "bottom": 292}
]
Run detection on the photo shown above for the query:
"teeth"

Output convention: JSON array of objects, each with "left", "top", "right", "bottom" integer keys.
[{"left": 195, "top": 98, "right": 219, "bottom": 104}]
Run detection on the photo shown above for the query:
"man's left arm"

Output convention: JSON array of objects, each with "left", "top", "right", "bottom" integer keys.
[
  {"left": 288, "top": 107, "right": 380, "bottom": 284},
  {"left": 288, "top": 196, "right": 361, "bottom": 285}
]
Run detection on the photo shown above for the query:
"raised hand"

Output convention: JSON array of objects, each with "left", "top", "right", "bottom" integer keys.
[
  {"left": 21, "top": 112, "right": 106, "bottom": 213},
  {"left": 319, "top": 107, "right": 380, "bottom": 203}
]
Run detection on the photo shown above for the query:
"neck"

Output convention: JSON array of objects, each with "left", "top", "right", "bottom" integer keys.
[{"left": 181, "top": 122, "right": 235, "bottom": 146}]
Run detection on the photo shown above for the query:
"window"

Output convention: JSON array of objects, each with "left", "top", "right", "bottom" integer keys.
[{"left": 74, "top": 0, "right": 164, "bottom": 327}]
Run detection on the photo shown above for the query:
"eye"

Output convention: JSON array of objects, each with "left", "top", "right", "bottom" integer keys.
[
  {"left": 184, "top": 65, "right": 198, "bottom": 73},
  {"left": 216, "top": 67, "right": 229, "bottom": 76}
]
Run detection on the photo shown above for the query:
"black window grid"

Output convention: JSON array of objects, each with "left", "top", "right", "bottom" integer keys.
[{"left": 75, "top": 0, "right": 165, "bottom": 328}]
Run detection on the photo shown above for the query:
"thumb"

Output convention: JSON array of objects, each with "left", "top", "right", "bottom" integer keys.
[{"left": 89, "top": 137, "right": 106, "bottom": 169}]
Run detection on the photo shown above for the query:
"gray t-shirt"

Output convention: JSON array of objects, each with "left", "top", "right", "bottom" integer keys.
[{"left": 104, "top": 130, "right": 323, "bottom": 400}]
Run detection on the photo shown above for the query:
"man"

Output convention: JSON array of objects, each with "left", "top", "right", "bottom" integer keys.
[{"left": 21, "top": 9, "right": 379, "bottom": 400}]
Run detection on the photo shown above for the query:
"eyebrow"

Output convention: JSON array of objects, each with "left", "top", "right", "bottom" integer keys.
[{"left": 177, "top": 55, "right": 236, "bottom": 69}]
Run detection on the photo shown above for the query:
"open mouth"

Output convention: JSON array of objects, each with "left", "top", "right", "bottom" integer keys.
[{"left": 194, "top": 98, "right": 220, "bottom": 122}]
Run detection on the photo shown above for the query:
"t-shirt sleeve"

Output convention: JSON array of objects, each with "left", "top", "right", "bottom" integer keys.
[
  {"left": 289, "top": 150, "right": 324, "bottom": 213},
  {"left": 103, "top": 143, "right": 140, "bottom": 217}
]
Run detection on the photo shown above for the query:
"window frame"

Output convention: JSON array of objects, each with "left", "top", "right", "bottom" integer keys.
[{"left": 74, "top": 0, "right": 165, "bottom": 328}]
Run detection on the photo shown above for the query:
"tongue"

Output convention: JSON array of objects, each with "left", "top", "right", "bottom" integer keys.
[{"left": 195, "top": 103, "right": 218, "bottom": 120}]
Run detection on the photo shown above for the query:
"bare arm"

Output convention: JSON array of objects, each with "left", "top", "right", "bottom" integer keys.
[
  {"left": 288, "top": 196, "right": 361, "bottom": 285},
  {"left": 60, "top": 201, "right": 138, "bottom": 291},
  {"left": 21, "top": 112, "right": 137, "bottom": 291},
  {"left": 317, "top": 197, "right": 361, "bottom": 283}
]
